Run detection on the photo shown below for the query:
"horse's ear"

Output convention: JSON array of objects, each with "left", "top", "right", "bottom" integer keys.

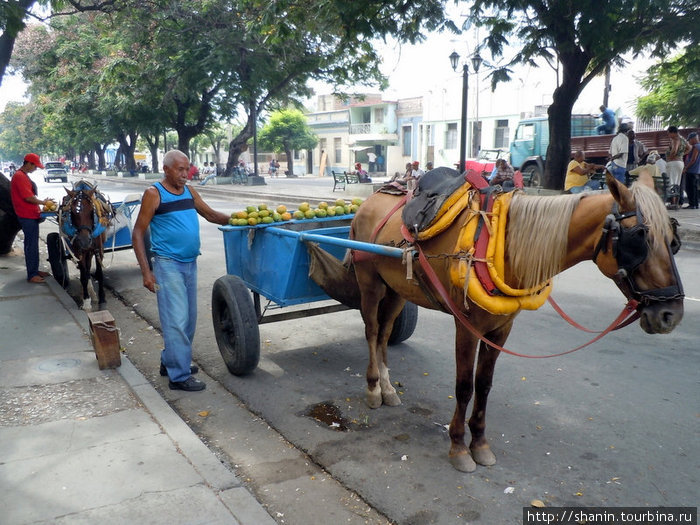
[
  {"left": 636, "top": 168, "right": 655, "bottom": 189},
  {"left": 606, "top": 171, "right": 634, "bottom": 210},
  {"left": 65, "top": 188, "right": 75, "bottom": 197}
]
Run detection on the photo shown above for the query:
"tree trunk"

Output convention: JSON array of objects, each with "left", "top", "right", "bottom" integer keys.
[
  {"left": 225, "top": 118, "right": 254, "bottom": 177},
  {"left": 542, "top": 54, "right": 590, "bottom": 190},
  {"left": 284, "top": 144, "right": 294, "bottom": 177},
  {"left": 144, "top": 134, "right": 160, "bottom": 173},
  {"left": 0, "top": 173, "right": 20, "bottom": 255},
  {"left": 94, "top": 143, "right": 107, "bottom": 170},
  {"left": 117, "top": 131, "right": 139, "bottom": 171}
]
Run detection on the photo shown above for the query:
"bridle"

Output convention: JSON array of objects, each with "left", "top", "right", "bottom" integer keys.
[
  {"left": 59, "top": 190, "right": 108, "bottom": 253},
  {"left": 592, "top": 202, "right": 684, "bottom": 306}
]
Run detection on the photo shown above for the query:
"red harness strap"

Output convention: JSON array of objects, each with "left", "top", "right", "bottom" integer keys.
[
  {"left": 352, "top": 193, "right": 409, "bottom": 264},
  {"left": 402, "top": 227, "right": 639, "bottom": 358}
]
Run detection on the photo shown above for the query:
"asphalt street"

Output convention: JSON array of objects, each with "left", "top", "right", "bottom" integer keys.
[{"left": 32, "top": 173, "right": 700, "bottom": 524}]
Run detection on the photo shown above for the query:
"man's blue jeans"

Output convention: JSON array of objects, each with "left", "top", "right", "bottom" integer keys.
[
  {"left": 610, "top": 163, "right": 626, "bottom": 184},
  {"left": 153, "top": 256, "right": 198, "bottom": 382},
  {"left": 18, "top": 217, "right": 40, "bottom": 280}
]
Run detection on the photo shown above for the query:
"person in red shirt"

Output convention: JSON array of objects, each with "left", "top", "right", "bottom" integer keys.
[{"left": 10, "top": 153, "right": 56, "bottom": 283}]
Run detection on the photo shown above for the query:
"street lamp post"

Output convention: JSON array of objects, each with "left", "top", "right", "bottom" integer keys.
[
  {"left": 470, "top": 52, "right": 483, "bottom": 158},
  {"left": 450, "top": 51, "right": 468, "bottom": 174}
]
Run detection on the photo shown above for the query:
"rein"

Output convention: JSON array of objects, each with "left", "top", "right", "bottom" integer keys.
[
  {"left": 417, "top": 234, "right": 638, "bottom": 357},
  {"left": 400, "top": 224, "right": 640, "bottom": 359}
]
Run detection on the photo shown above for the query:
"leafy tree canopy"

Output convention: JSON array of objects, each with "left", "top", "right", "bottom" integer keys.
[
  {"left": 258, "top": 109, "right": 318, "bottom": 153},
  {"left": 636, "top": 47, "right": 700, "bottom": 127},
  {"left": 469, "top": 0, "right": 700, "bottom": 189}
]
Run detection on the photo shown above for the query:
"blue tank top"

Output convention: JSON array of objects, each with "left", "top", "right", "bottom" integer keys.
[{"left": 150, "top": 182, "right": 200, "bottom": 262}]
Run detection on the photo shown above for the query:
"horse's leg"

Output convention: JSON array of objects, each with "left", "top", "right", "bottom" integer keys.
[
  {"left": 79, "top": 259, "right": 92, "bottom": 311},
  {"left": 375, "top": 291, "right": 406, "bottom": 406},
  {"left": 355, "top": 264, "right": 386, "bottom": 409},
  {"left": 448, "top": 321, "right": 479, "bottom": 472},
  {"left": 468, "top": 321, "right": 512, "bottom": 466},
  {"left": 94, "top": 253, "right": 106, "bottom": 310}
]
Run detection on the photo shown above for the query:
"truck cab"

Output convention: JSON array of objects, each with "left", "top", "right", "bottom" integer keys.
[{"left": 509, "top": 115, "right": 598, "bottom": 186}]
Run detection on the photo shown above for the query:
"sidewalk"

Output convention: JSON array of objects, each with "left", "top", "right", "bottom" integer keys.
[{"left": 0, "top": 248, "right": 275, "bottom": 525}]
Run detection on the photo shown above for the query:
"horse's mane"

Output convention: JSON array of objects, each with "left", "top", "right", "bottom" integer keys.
[
  {"left": 506, "top": 183, "right": 672, "bottom": 289},
  {"left": 506, "top": 192, "right": 584, "bottom": 290},
  {"left": 630, "top": 182, "right": 673, "bottom": 253}
]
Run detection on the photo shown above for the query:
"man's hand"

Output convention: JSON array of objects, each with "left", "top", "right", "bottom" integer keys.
[{"left": 142, "top": 270, "right": 157, "bottom": 293}]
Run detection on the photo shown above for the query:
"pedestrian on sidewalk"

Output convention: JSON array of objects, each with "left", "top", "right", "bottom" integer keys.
[
  {"left": 132, "top": 150, "right": 230, "bottom": 391},
  {"left": 10, "top": 153, "right": 56, "bottom": 283},
  {"left": 683, "top": 132, "right": 699, "bottom": 209}
]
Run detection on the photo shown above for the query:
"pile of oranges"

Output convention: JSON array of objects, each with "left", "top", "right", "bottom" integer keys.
[{"left": 228, "top": 198, "right": 363, "bottom": 227}]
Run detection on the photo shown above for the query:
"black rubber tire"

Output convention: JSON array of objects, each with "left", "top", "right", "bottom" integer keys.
[
  {"left": 212, "top": 275, "right": 260, "bottom": 375},
  {"left": 524, "top": 165, "right": 542, "bottom": 187},
  {"left": 388, "top": 301, "right": 418, "bottom": 345},
  {"left": 46, "top": 232, "right": 69, "bottom": 288}
]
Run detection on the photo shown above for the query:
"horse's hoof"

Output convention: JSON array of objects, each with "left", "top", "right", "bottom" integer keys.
[
  {"left": 366, "top": 391, "right": 382, "bottom": 409},
  {"left": 98, "top": 302, "right": 107, "bottom": 311},
  {"left": 81, "top": 303, "right": 92, "bottom": 312},
  {"left": 382, "top": 392, "right": 402, "bottom": 406},
  {"left": 449, "top": 452, "right": 476, "bottom": 472},
  {"left": 471, "top": 446, "right": 496, "bottom": 466}
]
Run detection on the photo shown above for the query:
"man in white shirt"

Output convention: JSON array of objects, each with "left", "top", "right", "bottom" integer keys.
[{"left": 609, "top": 124, "right": 629, "bottom": 183}]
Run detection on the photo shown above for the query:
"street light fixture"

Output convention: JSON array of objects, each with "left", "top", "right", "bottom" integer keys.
[
  {"left": 470, "top": 52, "right": 483, "bottom": 157},
  {"left": 450, "top": 51, "right": 469, "bottom": 173}
]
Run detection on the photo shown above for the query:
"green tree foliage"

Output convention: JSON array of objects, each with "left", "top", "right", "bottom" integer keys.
[
  {"left": 470, "top": 0, "right": 700, "bottom": 189},
  {"left": 0, "top": 101, "right": 45, "bottom": 161},
  {"left": 636, "top": 47, "right": 700, "bottom": 127},
  {"left": 258, "top": 109, "right": 318, "bottom": 176}
]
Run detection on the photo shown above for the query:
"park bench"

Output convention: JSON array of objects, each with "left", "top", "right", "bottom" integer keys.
[
  {"left": 345, "top": 172, "right": 360, "bottom": 184},
  {"left": 627, "top": 171, "right": 670, "bottom": 203},
  {"left": 332, "top": 171, "right": 346, "bottom": 191}
]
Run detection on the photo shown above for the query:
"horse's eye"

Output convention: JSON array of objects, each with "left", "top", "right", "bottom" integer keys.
[{"left": 669, "top": 218, "right": 681, "bottom": 254}]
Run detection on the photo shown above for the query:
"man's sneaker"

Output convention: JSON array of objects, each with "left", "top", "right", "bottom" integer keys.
[
  {"left": 168, "top": 377, "right": 206, "bottom": 391},
  {"left": 160, "top": 363, "right": 199, "bottom": 377}
]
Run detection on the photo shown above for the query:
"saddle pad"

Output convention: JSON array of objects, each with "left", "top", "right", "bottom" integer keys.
[
  {"left": 448, "top": 191, "right": 552, "bottom": 315},
  {"left": 402, "top": 167, "right": 465, "bottom": 235}
]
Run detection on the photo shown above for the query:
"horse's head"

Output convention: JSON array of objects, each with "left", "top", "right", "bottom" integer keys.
[
  {"left": 65, "top": 187, "right": 97, "bottom": 253},
  {"left": 593, "top": 172, "right": 683, "bottom": 334}
]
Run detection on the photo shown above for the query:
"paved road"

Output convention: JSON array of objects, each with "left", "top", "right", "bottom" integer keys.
[{"left": 37, "top": 175, "right": 700, "bottom": 524}]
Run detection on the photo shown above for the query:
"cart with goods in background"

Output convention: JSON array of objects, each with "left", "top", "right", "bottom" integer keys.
[
  {"left": 212, "top": 200, "right": 417, "bottom": 376},
  {"left": 40, "top": 186, "right": 151, "bottom": 287}
]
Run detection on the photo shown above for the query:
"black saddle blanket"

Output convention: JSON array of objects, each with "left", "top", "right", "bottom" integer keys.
[{"left": 402, "top": 167, "right": 465, "bottom": 234}]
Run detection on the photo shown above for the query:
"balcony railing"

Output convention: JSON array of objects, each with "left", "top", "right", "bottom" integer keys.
[{"left": 350, "top": 123, "right": 394, "bottom": 135}]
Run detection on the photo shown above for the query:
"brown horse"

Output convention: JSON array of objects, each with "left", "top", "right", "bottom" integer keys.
[
  {"left": 350, "top": 171, "right": 683, "bottom": 472},
  {"left": 61, "top": 186, "right": 108, "bottom": 310}
]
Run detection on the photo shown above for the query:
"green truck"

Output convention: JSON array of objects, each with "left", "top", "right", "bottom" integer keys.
[{"left": 509, "top": 115, "right": 598, "bottom": 187}]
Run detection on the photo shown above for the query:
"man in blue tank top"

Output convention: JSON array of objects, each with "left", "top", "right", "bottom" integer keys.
[{"left": 132, "top": 150, "right": 230, "bottom": 391}]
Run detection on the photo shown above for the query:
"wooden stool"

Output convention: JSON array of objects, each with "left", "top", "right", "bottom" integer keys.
[{"left": 87, "top": 310, "right": 122, "bottom": 369}]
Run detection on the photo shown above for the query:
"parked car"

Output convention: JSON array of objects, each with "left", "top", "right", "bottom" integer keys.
[
  {"left": 44, "top": 162, "right": 68, "bottom": 183},
  {"left": 463, "top": 149, "right": 510, "bottom": 176}
]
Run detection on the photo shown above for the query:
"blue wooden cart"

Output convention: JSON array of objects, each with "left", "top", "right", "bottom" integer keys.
[{"left": 213, "top": 216, "right": 417, "bottom": 375}]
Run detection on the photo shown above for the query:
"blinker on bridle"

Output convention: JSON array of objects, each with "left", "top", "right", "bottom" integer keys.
[{"left": 592, "top": 202, "right": 683, "bottom": 305}]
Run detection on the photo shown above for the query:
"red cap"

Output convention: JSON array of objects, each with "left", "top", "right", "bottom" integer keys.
[
  {"left": 24, "top": 153, "right": 44, "bottom": 169},
  {"left": 412, "top": 161, "right": 419, "bottom": 167}
]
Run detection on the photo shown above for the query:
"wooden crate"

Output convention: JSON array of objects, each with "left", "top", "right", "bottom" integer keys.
[{"left": 87, "top": 310, "right": 121, "bottom": 369}]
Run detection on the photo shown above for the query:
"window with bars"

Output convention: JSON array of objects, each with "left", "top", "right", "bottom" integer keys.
[
  {"left": 402, "top": 125, "right": 412, "bottom": 156},
  {"left": 494, "top": 119, "right": 510, "bottom": 148},
  {"left": 334, "top": 137, "right": 342, "bottom": 163},
  {"left": 446, "top": 123, "right": 458, "bottom": 149}
]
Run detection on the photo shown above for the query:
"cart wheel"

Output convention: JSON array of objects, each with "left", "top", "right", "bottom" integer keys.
[
  {"left": 46, "top": 232, "right": 69, "bottom": 288},
  {"left": 212, "top": 275, "right": 260, "bottom": 375},
  {"left": 388, "top": 301, "right": 418, "bottom": 345}
]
